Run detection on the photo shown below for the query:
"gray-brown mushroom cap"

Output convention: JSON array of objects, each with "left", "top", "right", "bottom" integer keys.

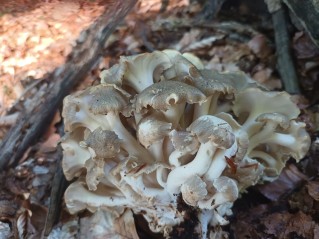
[
  {"left": 81, "top": 128, "right": 121, "bottom": 159},
  {"left": 181, "top": 175, "right": 207, "bottom": 206},
  {"left": 86, "top": 84, "right": 130, "bottom": 115},
  {"left": 200, "top": 70, "right": 265, "bottom": 93},
  {"left": 183, "top": 69, "right": 235, "bottom": 97},
  {"left": 187, "top": 115, "right": 235, "bottom": 149},
  {"left": 163, "top": 52, "right": 235, "bottom": 97},
  {"left": 133, "top": 80, "right": 206, "bottom": 112}
]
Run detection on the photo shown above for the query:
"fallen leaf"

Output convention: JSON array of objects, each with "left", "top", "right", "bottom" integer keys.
[
  {"left": 248, "top": 34, "right": 272, "bottom": 58},
  {"left": 306, "top": 180, "right": 319, "bottom": 201},
  {"left": 257, "top": 164, "right": 308, "bottom": 201}
]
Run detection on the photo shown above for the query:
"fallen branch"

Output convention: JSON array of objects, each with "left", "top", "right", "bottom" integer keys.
[
  {"left": 0, "top": 0, "right": 137, "bottom": 170},
  {"left": 0, "top": 112, "right": 19, "bottom": 126},
  {"left": 266, "top": 0, "right": 301, "bottom": 94}
]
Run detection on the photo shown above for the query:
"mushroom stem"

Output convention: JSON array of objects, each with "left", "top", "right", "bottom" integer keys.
[
  {"left": 156, "top": 167, "right": 168, "bottom": 188},
  {"left": 193, "top": 96, "right": 212, "bottom": 121},
  {"left": 148, "top": 140, "right": 165, "bottom": 162},
  {"left": 203, "top": 150, "right": 228, "bottom": 182},
  {"left": 106, "top": 113, "right": 154, "bottom": 162},
  {"left": 198, "top": 209, "right": 214, "bottom": 239},
  {"left": 193, "top": 93, "right": 221, "bottom": 121},
  {"left": 208, "top": 93, "right": 221, "bottom": 115},
  {"left": 247, "top": 121, "right": 278, "bottom": 152},
  {"left": 249, "top": 150, "right": 279, "bottom": 167},
  {"left": 261, "top": 133, "right": 296, "bottom": 148},
  {"left": 166, "top": 142, "right": 217, "bottom": 194},
  {"left": 162, "top": 103, "right": 186, "bottom": 127},
  {"left": 168, "top": 145, "right": 198, "bottom": 167}
]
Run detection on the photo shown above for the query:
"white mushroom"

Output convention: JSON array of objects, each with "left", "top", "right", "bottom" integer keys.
[
  {"left": 61, "top": 50, "right": 311, "bottom": 239},
  {"left": 166, "top": 115, "right": 235, "bottom": 195},
  {"left": 133, "top": 80, "right": 206, "bottom": 126},
  {"left": 101, "top": 51, "right": 173, "bottom": 93}
]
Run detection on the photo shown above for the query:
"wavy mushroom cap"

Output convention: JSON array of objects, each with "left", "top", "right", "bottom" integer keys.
[
  {"left": 133, "top": 80, "right": 206, "bottom": 112},
  {"left": 187, "top": 115, "right": 235, "bottom": 149},
  {"left": 86, "top": 84, "right": 130, "bottom": 115},
  {"left": 101, "top": 51, "right": 173, "bottom": 93},
  {"left": 137, "top": 115, "right": 172, "bottom": 148},
  {"left": 181, "top": 175, "right": 207, "bottom": 206},
  {"left": 81, "top": 128, "right": 121, "bottom": 159}
]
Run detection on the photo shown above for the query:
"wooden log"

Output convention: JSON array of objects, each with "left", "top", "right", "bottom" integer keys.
[{"left": 0, "top": 0, "right": 137, "bottom": 170}]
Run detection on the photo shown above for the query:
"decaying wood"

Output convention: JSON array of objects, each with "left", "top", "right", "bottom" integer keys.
[
  {"left": 43, "top": 145, "right": 68, "bottom": 237},
  {"left": 0, "top": 0, "right": 137, "bottom": 171},
  {"left": 271, "top": 4, "right": 301, "bottom": 94}
]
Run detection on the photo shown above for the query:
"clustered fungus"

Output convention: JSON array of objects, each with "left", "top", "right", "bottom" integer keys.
[{"left": 61, "top": 50, "right": 310, "bottom": 238}]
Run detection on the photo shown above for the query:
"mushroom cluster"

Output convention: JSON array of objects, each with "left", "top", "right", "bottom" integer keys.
[{"left": 61, "top": 50, "right": 310, "bottom": 238}]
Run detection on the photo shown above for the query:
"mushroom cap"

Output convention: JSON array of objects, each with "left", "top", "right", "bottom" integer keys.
[
  {"left": 233, "top": 88, "right": 300, "bottom": 123},
  {"left": 169, "top": 129, "right": 199, "bottom": 155},
  {"left": 85, "top": 158, "right": 105, "bottom": 191},
  {"left": 184, "top": 70, "right": 235, "bottom": 97},
  {"left": 83, "top": 128, "right": 121, "bottom": 159},
  {"left": 137, "top": 115, "right": 172, "bottom": 148},
  {"left": 256, "top": 112, "right": 290, "bottom": 130},
  {"left": 182, "top": 52, "right": 204, "bottom": 69},
  {"left": 181, "top": 175, "right": 207, "bottom": 206},
  {"left": 162, "top": 51, "right": 235, "bottom": 97},
  {"left": 101, "top": 51, "right": 173, "bottom": 92},
  {"left": 61, "top": 130, "right": 91, "bottom": 180},
  {"left": 200, "top": 70, "right": 265, "bottom": 92},
  {"left": 133, "top": 80, "right": 206, "bottom": 112},
  {"left": 86, "top": 84, "right": 130, "bottom": 115},
  {"left": 100, "top": 62, "right": 126, "bottom": 86},
  {"left": 62, "top": 92, "right": 99, "bottom": 132},
  {"left": 162, "top": 50, "right": 196, "bottom": 80},
  {"left": 65, "top": 180, "right": 130, "bottom": 214},
  {"left": 286, "top": 121, "right": 311, "bottom": 160},
  {"left": 212, "top": 176, "right": 239, "bottom": 204},
  {"left": 187, "top": 115, "right": 235, "bottom": 149},
  {"left": 62, "top": 84, "right": 131, "bottom": 132}
]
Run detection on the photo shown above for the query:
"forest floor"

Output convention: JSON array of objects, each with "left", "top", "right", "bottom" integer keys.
[{"left": 0, "top": 0, "right": 319, "bottom": 238}]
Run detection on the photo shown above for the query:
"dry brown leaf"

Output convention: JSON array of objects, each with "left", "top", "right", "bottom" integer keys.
[
  {"left": 252, "top": 65, "right": 282, "bottom": 90},
  {"left": 264, "top": 211, "right": 319, "bottom": 238},
  {"left": 182, "top": 35, "right": 224, "bottom": 52},
  {"left": 293, "top": 31, "right": 319, "bottom": 59},
  {"left": 17, "top": 209, "right": 36, "bottom": 239},
  {"left": 306, "top": 180, "right": 319, "bottom": 201},
  {"left": 39, "top": 133, "right": 60, "bottom": 153},
  {"left": 257, "top": 164, "right": 308, "bottom": 201},
  {"left": 175, "top": 29, "right": 201, "bottom": 51},
  {"left": 248, "top": 34, "right": 272, "bottom": 58},
  {"left": 0, "top": 198, "right": 19, "bottom": 220}
]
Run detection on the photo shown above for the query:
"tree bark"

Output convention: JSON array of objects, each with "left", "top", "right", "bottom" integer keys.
[{"left": 0, "top": 0, "right": 137, "bottom": 170}]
